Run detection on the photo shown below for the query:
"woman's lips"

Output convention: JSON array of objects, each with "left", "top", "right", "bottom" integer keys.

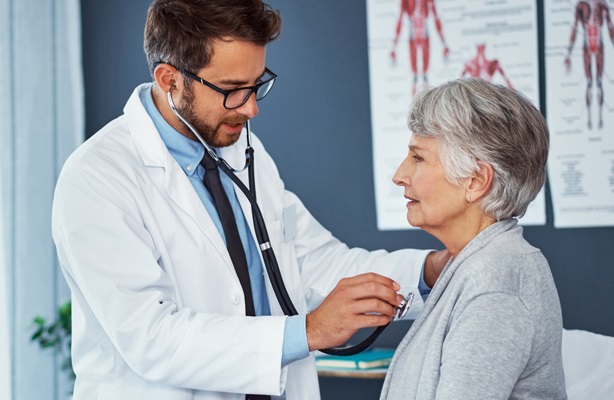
[{"left": 405, "top": 196, "right": 418, "bottom": 207}]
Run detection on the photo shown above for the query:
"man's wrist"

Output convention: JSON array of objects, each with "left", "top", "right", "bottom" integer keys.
[{"left": 282, "top": 315, "right": 309, "bottom": 367}]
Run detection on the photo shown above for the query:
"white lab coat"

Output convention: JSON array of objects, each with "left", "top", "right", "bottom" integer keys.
[{"left": 52, "top": 83, "right": 428, "bottom": 400}]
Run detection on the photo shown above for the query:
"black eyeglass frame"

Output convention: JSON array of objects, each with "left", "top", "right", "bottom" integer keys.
[{"left": 154, "top": 62, "right": 277, "bottom": 110}]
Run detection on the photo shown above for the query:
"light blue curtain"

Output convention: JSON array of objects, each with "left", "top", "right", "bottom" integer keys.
[
  {"left": 0, "top": 2, "right": 9, "bottom": 398},
  {"left": 1, "top": 163, "right": 10, "bottom": 400},
  {"left": 0, "top": 0, "right": 84, "bottom": 399}
]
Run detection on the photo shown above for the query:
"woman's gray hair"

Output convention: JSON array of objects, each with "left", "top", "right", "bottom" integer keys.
[{"left": 408, "top": 78, "right": 549, "bottom": 220}]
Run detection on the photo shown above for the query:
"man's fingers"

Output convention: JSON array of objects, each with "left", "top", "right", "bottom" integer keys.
[
  {"left": 356, "top": 313, "right": 396, "bottom": 328},
  {"left": 339, "top": 272, "right": 400, "bottom": 291},
  {"left": 306, "top": 273, "right": 404, "bottom": 350},
  {"left": 345, "top": 297, "right": 398, "bottom": 319},
  {"left": 338, "top": 276, "right": 403, "bottom": 307}
]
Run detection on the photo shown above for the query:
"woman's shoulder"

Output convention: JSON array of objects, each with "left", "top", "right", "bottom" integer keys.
[
  {"left": 455, "top": 229, "right": 552, "bottom": 297},
  {"left": 452, "top": 229, "right": 561, "bottom": 319}
]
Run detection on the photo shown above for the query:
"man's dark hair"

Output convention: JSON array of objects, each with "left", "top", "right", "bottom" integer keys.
[{"left": 144, "top": 0, "right": 281, "bottom": 77}]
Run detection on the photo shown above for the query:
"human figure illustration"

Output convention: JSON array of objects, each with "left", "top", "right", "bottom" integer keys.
[
  {"left": 565, "top": 0, "right": 614, "bottom": 129},
  {"left": 460, "top": 43, "right": 514, "bottom": 89},
  {"left": 390, "top": 0, "right": 450, "bottom": 95}
]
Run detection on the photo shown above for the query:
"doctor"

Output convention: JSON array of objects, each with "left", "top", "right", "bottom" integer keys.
[{"left": 52, "top": 0, "right": 447, "bottom": 399}]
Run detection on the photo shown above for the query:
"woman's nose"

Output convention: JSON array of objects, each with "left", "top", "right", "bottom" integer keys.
[{"left": 392, "top": 157, "right": 410, "bottom": 186}]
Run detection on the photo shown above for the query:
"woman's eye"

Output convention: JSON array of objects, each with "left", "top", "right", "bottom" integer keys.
[{"left": 412, "top": 154, "right": 423, "bottom": 162}]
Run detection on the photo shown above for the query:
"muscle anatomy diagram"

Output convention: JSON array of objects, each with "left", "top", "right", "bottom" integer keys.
[
  {"left": 390, "top": 0, "right": 449, "bottom": 95},
  {"left": 565, "top": 0, "right": 614, "bottom": 129},
  {"left": 461, "top": 43, "right": 514, "bottom": 88}
]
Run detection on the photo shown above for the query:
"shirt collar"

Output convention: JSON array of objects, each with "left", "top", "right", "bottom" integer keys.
[{"left": 140, "top": 86, "right": 205, "bottom": 177}]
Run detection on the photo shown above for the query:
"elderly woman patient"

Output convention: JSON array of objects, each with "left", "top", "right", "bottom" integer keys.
[{"left": 380, "top": 78, "right": 566, "bottom": 400}]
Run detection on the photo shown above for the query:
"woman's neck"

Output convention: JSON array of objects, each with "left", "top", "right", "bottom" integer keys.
[{"left": 430, "top": 212, "right": 497, "bottom": 258}]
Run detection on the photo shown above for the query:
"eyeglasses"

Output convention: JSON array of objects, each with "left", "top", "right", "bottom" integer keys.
[
  {"left": 154, "top": 62, "right": 277, "bottom": 109},
  {"left": 181, "top": 67, "right": 277, "bottom": 110}
]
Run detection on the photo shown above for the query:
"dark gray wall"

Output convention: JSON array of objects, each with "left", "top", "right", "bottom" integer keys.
[{"left": 81, "top": 0, "right": 614, "bottom": 398}]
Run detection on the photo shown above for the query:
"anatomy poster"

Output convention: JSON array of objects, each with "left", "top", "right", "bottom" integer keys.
[
  {"left": 545, "top": 0, "right": 614, "bottom": 228},
  {"left": 366, "top": 0, "right": 543, "bottom": 230}
]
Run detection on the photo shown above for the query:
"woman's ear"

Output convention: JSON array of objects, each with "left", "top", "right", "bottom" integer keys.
[
  {"left": 466, "top": 161, "right": 494, "bottom": 204},
  {"left": 153, "top": 63, "right": 179, "bottom": 93}
]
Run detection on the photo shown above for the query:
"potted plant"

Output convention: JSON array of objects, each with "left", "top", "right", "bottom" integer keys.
[{"left": 31, "top": 301, "right": 75, "bottom": 388}]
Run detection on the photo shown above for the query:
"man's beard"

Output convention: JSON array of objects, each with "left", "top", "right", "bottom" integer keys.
[{"left": 175, "top": 84, "right": 246, "bottom": 148}]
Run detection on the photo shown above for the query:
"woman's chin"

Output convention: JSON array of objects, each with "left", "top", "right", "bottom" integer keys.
[{"left": 406, "top": 217, "right": 422, "bottom": 229}]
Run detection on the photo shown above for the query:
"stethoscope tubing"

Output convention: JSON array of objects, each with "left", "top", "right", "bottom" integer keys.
[
  {"left": 217, "top": 157, "right": 299, "bottom": 316},
  {"left": 218, "top": 149, "right": 390, "bottom": 355},
  {"left": 167, "top": 89, "right": 397, "bottom": 356}
]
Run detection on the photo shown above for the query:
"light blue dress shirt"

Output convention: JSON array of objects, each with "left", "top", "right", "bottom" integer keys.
[
  {"left": 418, "top": 266, "right": 431, "bottom": 301},
  {"left": 140, "top": 87, "right": 308, "bottom": 366}
]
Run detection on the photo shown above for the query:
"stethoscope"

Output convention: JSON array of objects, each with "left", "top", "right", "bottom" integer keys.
[{"left": 167, "top": 90, "right": 414, "bottom": 356}]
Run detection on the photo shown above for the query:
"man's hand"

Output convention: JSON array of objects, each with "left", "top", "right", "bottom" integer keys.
[
  {"left": 423, "top": 249, "right": 451, "bottom": 288},
  {"left": 305, "top": 273, "right": 404, "bottom": 352}
]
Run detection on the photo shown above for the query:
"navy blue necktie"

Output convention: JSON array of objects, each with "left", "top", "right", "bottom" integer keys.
[
  {"left": 201, "top": 152, "right": 271, "bottom": 400},
  {"left": 201, "top": 151, "right": 256, "bottom": 317}
]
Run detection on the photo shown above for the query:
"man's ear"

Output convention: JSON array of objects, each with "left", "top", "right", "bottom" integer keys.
[
  {"left": 465, "top": 161, "right": 494, "bottom": 204},
  {"left": 153, "top": 63, "right": 179, "bottom": 93}
]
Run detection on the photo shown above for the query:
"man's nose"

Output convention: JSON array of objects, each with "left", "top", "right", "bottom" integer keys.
[{"left": 236, "top": 92, "right": 259, "bottom": 119}]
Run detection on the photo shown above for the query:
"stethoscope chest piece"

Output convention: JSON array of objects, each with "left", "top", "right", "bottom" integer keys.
[{"left": 397, "top": 292, "right": 414, "bottom": 319}]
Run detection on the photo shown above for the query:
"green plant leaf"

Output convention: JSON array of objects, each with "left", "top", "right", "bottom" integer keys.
[{"left": 30, "top": 300, "right": 75, "bottom": 385}]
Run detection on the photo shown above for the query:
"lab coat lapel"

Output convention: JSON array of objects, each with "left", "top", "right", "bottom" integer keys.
[
  {"left": 164, "top": 159, "right": 230, "bottom": 257},
  {"left": 123, "top": 84, "right": 234, "bottom": 269}
]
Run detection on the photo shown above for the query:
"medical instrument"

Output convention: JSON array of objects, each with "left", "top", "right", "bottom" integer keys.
[{"left": 167, "top": 90, "right": 414, "bottom": 356}]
